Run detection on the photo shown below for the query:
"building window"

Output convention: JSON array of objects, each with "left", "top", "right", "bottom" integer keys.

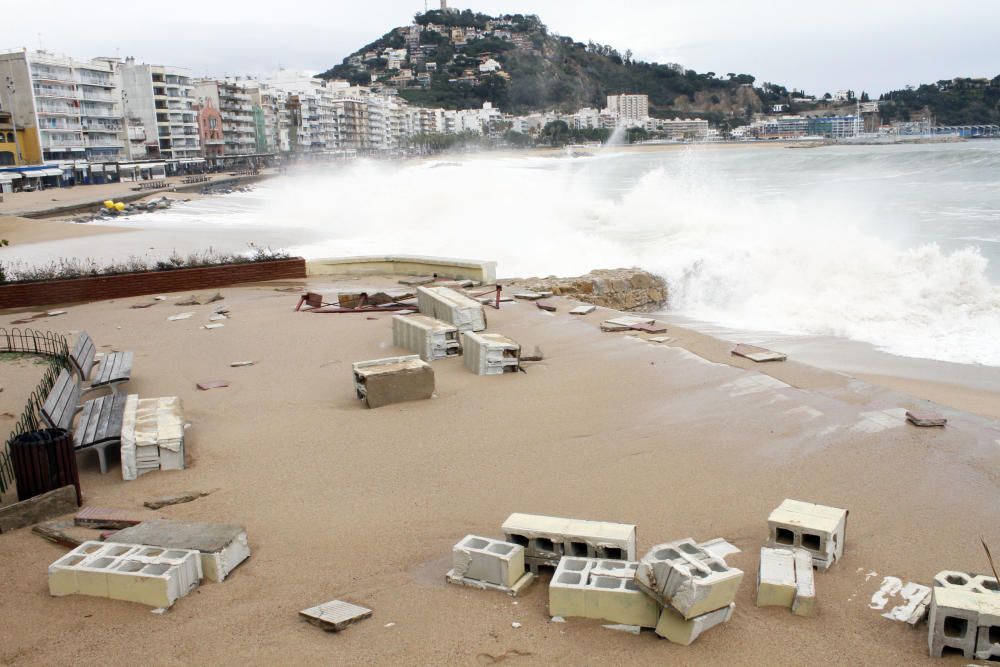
[{"left": 209, "top": 118, "right": 218, "bottom": 130}]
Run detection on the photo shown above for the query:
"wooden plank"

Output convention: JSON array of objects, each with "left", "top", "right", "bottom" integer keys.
[
  {"left": 104, "top": 393, "right": 126, "bottom": 441},
  {"left": 76, "top": 400, "right": 102, "bottom": 449}
]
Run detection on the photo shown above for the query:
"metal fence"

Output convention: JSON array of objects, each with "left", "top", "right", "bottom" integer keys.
[{"left": 0, "top": 329, "right": 71, "bottom": 495}]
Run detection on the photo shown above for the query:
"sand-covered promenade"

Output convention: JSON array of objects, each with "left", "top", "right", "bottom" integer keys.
[{"left": 1, "top": 273, "right": 998, "bottom": 665}]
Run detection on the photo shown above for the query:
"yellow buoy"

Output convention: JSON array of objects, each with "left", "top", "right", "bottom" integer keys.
[
  {"left": 114, "top": 202, "right": 126, "bottom": 212},
  {"left": 104, "top": 200, "right": 115, "bottom": 209}
]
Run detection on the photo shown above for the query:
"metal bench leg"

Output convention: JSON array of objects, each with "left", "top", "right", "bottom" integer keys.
[{"left": 95, "top": 444, "right": 109, "bottom": 474}]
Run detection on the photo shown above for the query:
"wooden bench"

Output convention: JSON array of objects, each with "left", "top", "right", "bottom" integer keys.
[
  {"left": 71, "top": 332, "right": 133, "bottom": 395},
  {"left": 41, "top": 369, "right": 127, "bottom": 475}
]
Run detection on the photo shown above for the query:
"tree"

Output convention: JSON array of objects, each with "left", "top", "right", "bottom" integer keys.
[{"left": 540, "top": 120, "right": 571, "bottom": 146}]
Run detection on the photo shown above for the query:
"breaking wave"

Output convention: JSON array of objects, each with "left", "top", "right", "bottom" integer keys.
[{"left": 253, "top": 146, "right": 1000, "bottom": 366}]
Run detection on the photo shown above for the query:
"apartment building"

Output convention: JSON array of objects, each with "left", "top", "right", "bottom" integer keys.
[
  {"left": 193, "top": 78, "right": 258, "bottom": 158},
  {"left": 605, "top": 93, "right": 650, "bottom": 125},
  {"left": 0, "top": 48, "right": 125, "bottom": 169},
  {"left": 120, "top": 58, "right": 201, "bottom": 160}
]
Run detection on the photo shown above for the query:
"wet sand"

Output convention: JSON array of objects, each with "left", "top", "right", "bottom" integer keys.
[
  {"left": 0, "top": 278, "right": 997, "bottom": 665},
  {"left": 0, "top": 215, "right": 126, "bottom": 247}
]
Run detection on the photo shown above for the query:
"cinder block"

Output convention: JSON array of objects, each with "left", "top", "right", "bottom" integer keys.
[
  {"left": 928, "top": 587, "right": 981, "bottom": 659},
  {"left": 501, "top": 513, "right": 637, "bottom": 567},
  {"left": 110, "top": 520, "right": 250, "bottom": 583},
  {"left": 352, "top": 356, "right": 435, "bottom": 409},
  {"left": 416, "top": 286, "right": 486, "bottom": 332},
  {"left": 970, "top": 574, "right": 1000, "bottom": 595},
  {"left": 756, "top": 547, "right": 815, "bottom": 616},
  {"left": 450, "top": 535, "right": 525, "bottom": 589},
  {"left": 766, "top": 499, "right": 848, "bottom": 571},
  {"left": 48, "top": 541, "right": 202, "bottom": 608},
  {"left": 935, "top": 570, "right": 977, "bottom": 590},
  {"left": 392, "top": 314, "right": 461, "bottom": 362},
  {"left": 548, "top": 557, "right": 659, "bottom": 628},
  {"left": 655, "top": 602, "right": 735, "bottom": 645},
  {"left": 977, "top": 595, "right": 1000, "bottom": 661},
  {"left": 462, "top": 332, "right": 520, "bottom": 376},
  {"left": 636, "top": 538, "right": 744, "bottom": 620}
]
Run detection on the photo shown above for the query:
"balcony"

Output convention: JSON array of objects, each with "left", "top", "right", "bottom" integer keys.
[
  {"left": 31, "top": 66, "right": 74, "bottom": 83},
  {"left": 41, "top": 137, "right": 85, "bottom": 148},
  {"left": 83, "top": 122, "right": 123, "bottom": 132},
  {"left": 81, "top": 90, "right": 114, "bottom": 102},
  {"left": 85, "top": 137, "right": 124, "bottom": 147},
  {"left": 36, "top": 105, "right": 80, "bottom": 116},
  {"left": 33, "top": 85, "right": 78, "bottom": 99},
  {"left": 77, "top": 74, "right": 114, "bottom": 88}
]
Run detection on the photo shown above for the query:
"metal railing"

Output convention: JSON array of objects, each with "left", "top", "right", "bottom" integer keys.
[{"left": 0, "top": 329, "right": 71, "bottom": 494}]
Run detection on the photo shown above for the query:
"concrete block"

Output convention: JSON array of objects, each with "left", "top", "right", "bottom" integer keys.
[
  {"left": 450, "top": 535, "right": 525, "bottom": 589},
  {"left": 636, "top": 538, "right": 744, "bottom": 619},
  {"left": 392, "top": 314, "right": 461, "bottom": 362},
  {"left": 756, "top": 547, "right": 815, "bottom": 616},
  {"left": 109, "top": 520, "right": 250, "bottom": 583},
  {"left": 462, "top": 332, "right": 521, "bottom": 376},
  {"left": 416, "top": 286, "right": 486, "bottom": 332},
  {"left": 49, "top": 541, "right": 202, "bottom": 608},
  {"left": 766, "top": 499, "right": 848, "bottom": 571},
  {"left": 501, "top": 513, "right": 637, "bottom": 567},
  {"left": 928, "top": 587, "right": 982, "bottom": 659},
  {"left": 352, "top": 356, "right": 435, "bottom": 409},
  {"left": 549, "top": 557, "right": 658, "bottom": 628},
  {"left": 655, "top": 602, "right": 735, "bottom": 645},
  {"left": 970, "top": 574, "right": 1000, "bottom": 595}
]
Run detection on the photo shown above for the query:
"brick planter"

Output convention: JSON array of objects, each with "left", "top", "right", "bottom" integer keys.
[{"left": 0, "top": 258, "right": 306, "bottom": 310}]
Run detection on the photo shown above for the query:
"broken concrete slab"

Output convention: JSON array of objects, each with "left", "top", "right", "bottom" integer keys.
[
  {"left": 700, "top": 538, "right": 741, "bottom": 560},
  {"left": 535, "top": 301, "right": 557, "bottom": 313},
  {"left": 111, "top": 520, "right": 250, "bottom": 583},
  {"left": 143, "top": 491, "right": 210, "bottom": 511},
  {"left": 513, "top": 291, "right": 547, "bottom": 301},
  {"left": 906, "top": 410, "right": 947, "bottom": 427},
  {"left": 75, "top": 507, "right": 144, "bottom": 530},
  {"left": 399, "top": 276, "right": 435, "bottom": 286},
  {"left": 352, "top": 356, "right": 435, "bottom": 409},
  {"left": 300, "top": 600, "right": 373, "bottom": 632},
  {"left": 168, "top": 312, "right": 194, "bottom": 322},
  {"left": 872, "top": 577, "right": 932, "bottom": 625},
  {"left": 202, "top": 323, "right": 225, "bottom": 330},
  {"left": 570, "top": 305, "right": 597, "bottom": 315},
  {"left": 636, "top": 538, "right": 744, "bottom": 620},
  {"left": 756, "top": 547, "right": 815, "bottom": 616},
  {"left": 0, "top": 486, "right": 78, "bottom": 533},
  {"left": 732, "top": 344, "right": 787, "bottom": 362},
  {"left": 655, "top": 602, "right": 734, "bottom": 645},
  {"left": 49, "top": 541, "right": 202, "bottom": 609},
  {"left": 766, "top": 499, "right": 848, "bottom": 571},
  {"left": 131, "top": 302, "right": 158, "bottom": 309}
]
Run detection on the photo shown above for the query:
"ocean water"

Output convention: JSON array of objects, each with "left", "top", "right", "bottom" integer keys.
[{"left": 9, "top": 141, "right": 1000, "bottom": 368}]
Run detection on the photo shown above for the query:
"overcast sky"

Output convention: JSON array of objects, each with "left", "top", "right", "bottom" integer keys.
[{"left": 11, "top": 1, "right": 1000, "bottom": 96}]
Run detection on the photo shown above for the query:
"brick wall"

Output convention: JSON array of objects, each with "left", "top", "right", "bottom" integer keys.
[{"left": 0, "top": 258, "right": 306, "bottom": 310}]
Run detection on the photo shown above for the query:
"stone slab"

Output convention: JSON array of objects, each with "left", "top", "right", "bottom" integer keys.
[
  {"left": 0, "top": 486, "right": 78, "bottom": 533},
  {"left": 732, "top": 344, "right": 787, "bottom": 362},
  {"left": 75, "top": 507, "right": 145, "bottom": 530},
  {"left": 300, "top": 600, "right": 373, "bottom": 632},
  {"left": 112, "top": 520, "right": 250, "bottom": 583}
]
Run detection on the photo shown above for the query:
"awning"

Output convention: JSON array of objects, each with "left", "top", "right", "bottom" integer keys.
[
  {"left": 40, "top": 168, "right": 63, "bottom": 177},
  {"left": 104, "top": 165, "right": 118, "bottom": 172},
  {"left": 91, "top": 164, "right": 104, "bottom": 172},
  {"left": 144, "top": 162, "right": 167, "bottom": 169},
  {"left": 0, "top": 173, "right": 22, "bottom": 180}
]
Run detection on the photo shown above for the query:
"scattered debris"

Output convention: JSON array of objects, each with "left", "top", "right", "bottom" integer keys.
[
  {"left": 32, "top": 520, "right": 83, "bottom": 548},
  {"left": 131, "top": 301, "right": 158, "bottom": 309},
  {"left": 417, "top": 286, "right": 487, "bottom": 332},
  {"left": 505, "top": 269, "right": 667, "bottom": 312},
  {"left": 300, "top": 600, "right": 373, "bottom": 632},
  {"left": 535, "top": 300, "right": 557, "bottom": 312},
  {"left": 111, "top": 520, "right": 250, "bottom": 582},
  {"left": 399, "top": 276, "right": 435, "bottom": 286},
  {"left": 0, "top": 486, "right": 79, "bottom": 534},
  {"left": 393, "top": 314, "right": 461, "bottom": 362},
  {"left": 121, "top": 395, "right": 186, "bottom": 480},
  {"left": 550, "top": 616, "right": 566, "bottom": 623},
  {"left": 601, "top": 316, "right": 656, "bottom": 332},
  {"left": 384, "top": 622, "right": 396, "bottom": 628},
  {"left": 550, "top": 556, "right": 658, "bottom": 628},
  {"left": 520, "top": 346, "right": 544, "bottom": 363},
  {"left": 570, "top": 305, "right": 597, "bottom": 315},
  {"left": 353, "top": 356, "right": 435, "bottom": 409},
  {"left": 47, "top": 310, "right": 68, "bottom": 317},
  {"left": 513, "top": 291, "right": 549, "bottom": 301},
  {"left": 906, "top": 410, "right": 947, "bottom": 427},
  {"left": 176, "top": 296, "right": 200, "bottom": 306},
  {"left": 230, "top": 361, "right": 256, "bottom": 368},
  {"left": 927, "top": 570, "right": 1000, "bottom": 659},
  {"left": 202, "top": 323, "right": 225, "bottom": 330},
  {"left": 602, "top": 624, "right": 642, "bottom": 635},
  {"left": 636, "top": 537, "right": 744, "bottom": 621},
  {"left": 196, "top": 380, "right": 229, "bottom": 391},
  {"left": 870, "top": 577, "right": 931, "bottom": 625},
  {"left": 511, "top": 622, "right": 522, "bottom": 629},
  {"left": 177, "top": 293, "right": 223, "bottom": 307},
  {"left": 502, "top": 513, "right": 637, "bottom": 573},
  {"left": 154, "top": 296, "right": 167, "bottom": 301},
  {"left": 700, "top": 538, "right": 741, "bottom": 560},
  {"left": 168, "top": 312, "right": 194, "bottom": 322},
  {"left": 732, "top": 344, "right": 787, "bottom": 363},
  {"left": 209, "top": 313, "right": 228, "bottom": 322},
  {"left": 74, "top": 507, "right": 144, "bottom": 530},
  {"left": 143, "top": 490, "right": 211, "bottom": 510}
]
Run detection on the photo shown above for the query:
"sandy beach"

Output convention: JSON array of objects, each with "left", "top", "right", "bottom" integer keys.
[{"left": 0, "top": 274, "right": 997, "bottom": 665}]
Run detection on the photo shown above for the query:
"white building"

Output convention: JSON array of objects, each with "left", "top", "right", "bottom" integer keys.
[
  {"left": 605, "top": 94, "right": 650, "bottom": 126},
  {"left": 120, "top": 58, "right": 201, "bottom": 160},
  {"left": 0, "top": 48, "right": 126, "bottom": 169}
]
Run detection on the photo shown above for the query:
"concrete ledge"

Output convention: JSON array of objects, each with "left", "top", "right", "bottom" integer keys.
[{"left": 306, "top": 256, "right": 496, "bottom": 283}]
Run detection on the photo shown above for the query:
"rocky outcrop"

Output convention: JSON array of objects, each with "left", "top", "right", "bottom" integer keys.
[{"left": 505, "top": 268, "right": 667, "bottom": 312}]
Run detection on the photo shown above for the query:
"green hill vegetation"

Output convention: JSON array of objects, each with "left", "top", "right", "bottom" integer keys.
[{"left": 878, "top": 77, "right": 1000, "bottom": 125}]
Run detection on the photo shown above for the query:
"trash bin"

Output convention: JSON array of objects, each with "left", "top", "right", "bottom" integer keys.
[{"left": 9, "top": 428, "right": 81, "bottom": 505}]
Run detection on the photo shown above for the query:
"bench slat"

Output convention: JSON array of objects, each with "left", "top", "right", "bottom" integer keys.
[
  {"left": 94, "top": 350, "right": 133, "bottom": 386},
  {"left": 42, "top": 370, "right": 79, "bottom": 431},
  {"left": 73, "top": 393, "right": 126, "bottom": 450},
  {"left": 71, "top": 332, "right": 96, "bottom": 379}
]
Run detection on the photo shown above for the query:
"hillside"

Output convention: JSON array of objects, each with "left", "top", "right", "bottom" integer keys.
[
  {"left": 318, "top": 9, "right": 765, "bottom": 122},
  {"left": 878, "top": 77, "right": 1000, "bottom": 125}
]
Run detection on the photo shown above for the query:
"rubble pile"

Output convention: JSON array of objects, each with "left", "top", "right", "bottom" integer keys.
[
  {"left": 506, "top": 269, "right": 667, "bottom": 312},
  {"left": 73, "top": 196, "right": 184, "bottom": 223}
]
